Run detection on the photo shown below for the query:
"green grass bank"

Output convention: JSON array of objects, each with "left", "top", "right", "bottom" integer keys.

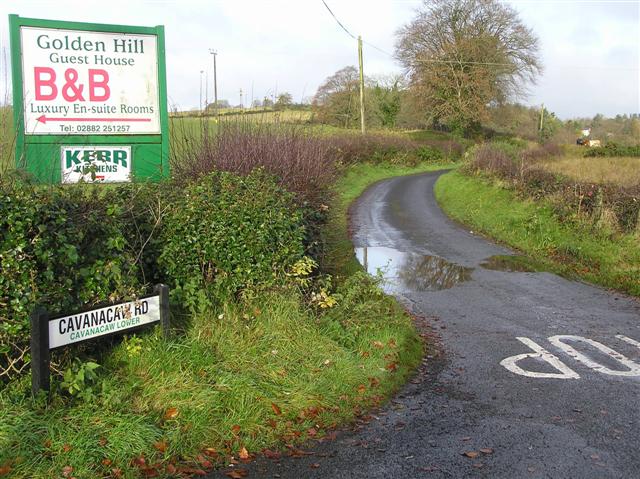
[
  {"left": 0, "top": 161, "right": 437, "bottom": 479},
  {"left": 435, "top": 171, "right": 640, "bottom": 297}
]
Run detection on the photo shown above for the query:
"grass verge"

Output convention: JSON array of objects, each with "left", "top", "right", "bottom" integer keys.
[
  {"left": 435, "top": 171, "right": 640, "bottom": 297},
  {"left": 0, "top": 161, "right": 439, "bottom": 479}
]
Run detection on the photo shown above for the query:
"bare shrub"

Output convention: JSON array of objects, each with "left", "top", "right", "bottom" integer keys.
[
  {"left": 171, "top": 120, "right": 338, "bottom": 206},
  {"left": 467, "top": 144, "right": 518, "bottom": 177},
  {"left": 465, "top": 140, "right": 640, "bottom": 232}
]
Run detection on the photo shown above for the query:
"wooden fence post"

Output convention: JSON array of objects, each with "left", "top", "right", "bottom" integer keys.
[
  {"left": 30, "top": 307, "right": 50, "bottom": 396},
  {"left": 155, "top": 284, "right": 170, "bottom": 337}
]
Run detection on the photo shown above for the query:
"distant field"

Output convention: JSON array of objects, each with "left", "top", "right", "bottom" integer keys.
[
  {"left": 172, "top": 108, "right": 314, "bottom": 124},
  {"left": 542, "top": 156, "right": 640, "bottom": 187}
]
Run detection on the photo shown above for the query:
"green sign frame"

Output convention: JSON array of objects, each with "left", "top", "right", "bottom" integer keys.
[{"left": 9, "top": 15, "right": 170, "bottom": 183}]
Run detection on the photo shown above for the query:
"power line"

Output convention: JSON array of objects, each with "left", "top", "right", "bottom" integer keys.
[
  {"left": 320, "top": 0, "right": 639, "bottom": 72},
  {"left": 320, "top": 0, "right": 356, "bottom": 40},
  {"left": 363, "top": 39, "right": 638, "bottom": 71}
]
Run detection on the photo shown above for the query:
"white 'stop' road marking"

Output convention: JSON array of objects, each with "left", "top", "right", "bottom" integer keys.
[
  {"left": 548, "top": 335, "right": 640, "bottom": 377},
  {"left": 501, "top": 335, "right": 640, "bottom": 379},
  {"left": 500, "top": 337, "right": 580, "bottom": 379}
]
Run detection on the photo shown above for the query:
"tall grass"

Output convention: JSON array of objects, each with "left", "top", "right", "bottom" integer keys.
[{"left": 542, "top": 156, "right": 640, "bottom": 188}]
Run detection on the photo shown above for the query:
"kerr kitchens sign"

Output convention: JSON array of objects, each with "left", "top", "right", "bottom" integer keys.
[
  {"left": 10, "top": 15, "right": 169, "bottom": 184},
  {"left": 61, "top": 145, "right": 131, "bottom": 183}
]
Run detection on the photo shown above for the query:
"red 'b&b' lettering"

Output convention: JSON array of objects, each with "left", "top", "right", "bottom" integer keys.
[
  {"left": 34, "top": 67, "right": 57, "bottom": 100},
  {"left": 89, "top": 69, "right": 110, "bottom": 101}
]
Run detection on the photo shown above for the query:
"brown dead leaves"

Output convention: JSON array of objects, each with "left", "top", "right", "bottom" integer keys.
[
  {"left": 225, "top": 469, "right": 248, "bottom": 478},
  {"left": 462, "top": 448, "right": 494, "bottom": 459},
  {"left": 163, "top": 407, "right": 179, "bottom": 420},
  {"left": 271, "top": 403, "right": 282, "bottom": 416}
]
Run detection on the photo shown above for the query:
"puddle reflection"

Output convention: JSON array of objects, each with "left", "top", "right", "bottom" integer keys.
[
  {"left": 480, "top": 255, "right": 535, "bottom": 273},
  {"left": 354, "top": 246, "right": 472, "bottom": 293}
]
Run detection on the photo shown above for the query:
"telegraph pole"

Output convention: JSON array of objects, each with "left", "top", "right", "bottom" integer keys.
[
  {"left": 199, "top": 70, "right": 204, "bottom": 114},
  {"left": 358, "top": 35, "right": 365, "bottom": 135},
  {"left": 205, "top": 71, "right": 208, "bottom": 113},
  {"left": 538, "top": 103, "right": 545, "bottom": 142},
  {"left": 209, "top": 49, "right": 218, "bottom": 114}
]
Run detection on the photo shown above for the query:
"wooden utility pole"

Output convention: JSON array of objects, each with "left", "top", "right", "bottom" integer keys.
[
  {"left": 209, "top": 49, "right": 218, "bottom": 114},
  {"left": 199, "top": 70, "right": 204, "bottom": 114},
  {"left": 358, "top": 35, "right": 365, "bottom": 135},
  {"left": 539, "top": 103, "right": 545, "bottom": 133}
]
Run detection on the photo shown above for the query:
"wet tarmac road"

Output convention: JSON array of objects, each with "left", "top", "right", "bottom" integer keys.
[{"left": 211, "top": 171, "right": 640, "bottom": 479}]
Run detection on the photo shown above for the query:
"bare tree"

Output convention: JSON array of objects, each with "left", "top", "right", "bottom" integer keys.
[
  {"left": 313, "top": 66, "right": 360, "bottom": 128},
  {"left": 395, "top": 0, "right": 541, "bottom": 134}
]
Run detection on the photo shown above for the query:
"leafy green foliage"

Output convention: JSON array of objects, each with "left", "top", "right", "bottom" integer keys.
[
  {"left": 584, "top": 142, "right": 640, "bottom": 158},
  {"left": 158, "top": 170, "right": 306, "bottom": 311},
  {"left": 0, "top": 176, "right": 148, "bottom": 383},
  {"left": 59, "top": 359, "right": 100, "bottom": 402}
]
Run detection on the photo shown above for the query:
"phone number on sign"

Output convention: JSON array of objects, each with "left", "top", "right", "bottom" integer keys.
[{"left": 58, "top": 125, "right": 132, "bottom": 133}]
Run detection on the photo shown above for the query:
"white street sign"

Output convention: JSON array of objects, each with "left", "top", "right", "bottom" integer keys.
[{"left": 48, "top": 296, "right": 160, "bottom": 349}]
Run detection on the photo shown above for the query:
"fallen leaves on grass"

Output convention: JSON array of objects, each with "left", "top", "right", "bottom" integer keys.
[
  {"left": 0, "top": 464, "right": 11, "bottom": 476},
  {"left": 153, "top": 441, "right": 168, "bottom": 453},
  {"left": 239, "top": 447, "right": 250, "bottom": 460},
  {"left": 203, "top": 447, "right": 218, "bottom": 458},
  {"left": 164, "top": 407, "right": 179, "bottom": 420},
  {"left": 61, "top": 465, "right": 73, "bottom": 478},
  {"left": 271, "top": 403, "right": 282, "bottom": 416}
]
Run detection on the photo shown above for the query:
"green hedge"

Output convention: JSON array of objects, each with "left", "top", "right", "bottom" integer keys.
[
  {"left": 0, "top": 170, "right": 306, "bottom": 384},
  {"left": 0, "top": 176, "right": 147, "bottom": 383},
  {"left": 584, "top": 142, "right": 640, "bottom": 158},
  {"left": 158, "top": 170, "right": 306, "bottom": 311}
]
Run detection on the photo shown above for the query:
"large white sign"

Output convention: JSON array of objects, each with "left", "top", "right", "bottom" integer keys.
[
  {"left": 48, "top": 296, "right": 160, "bottom": 349},
  {"left": 20, "top": 26, "right": 160, "bottom": 135},
  {"left": 61, "top": 145, "right": 132, "bottom": 183}
]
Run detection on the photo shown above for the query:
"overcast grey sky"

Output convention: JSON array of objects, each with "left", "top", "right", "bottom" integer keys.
[{"left": 1, "top": 0, "right": 638, "bottom": 119}]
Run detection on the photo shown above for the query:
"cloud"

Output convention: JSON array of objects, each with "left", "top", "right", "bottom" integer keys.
[{"left": 0, "top": 0, "right": 637, "bottom": 117}]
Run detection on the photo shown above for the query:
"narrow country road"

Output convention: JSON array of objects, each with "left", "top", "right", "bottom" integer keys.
[{"left": 213, "top": 171, "right": 640, "bottom": 478}]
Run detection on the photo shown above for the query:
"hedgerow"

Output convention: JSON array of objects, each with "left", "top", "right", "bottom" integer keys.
[
  {"left": 464, "top": 141, "right": 640, "bottom": 233},
  {"left": 0, "top": 169, "right": 307, "bottom": 385},
  {"left": 0, "top": 174, "right": 148, "bottom": 384},
  {"left": 584, "top": 142, "right": 640, "bottom": 158},
  {"left": 158, "top": 170, "right": 306, "bottom": 311}
]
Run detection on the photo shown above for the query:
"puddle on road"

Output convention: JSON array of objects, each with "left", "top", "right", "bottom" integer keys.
[
  {"left": 354, "top": 246, "right": 472, "bottom": 293},
  {"left": 480, "top": 255, "right": 537, "bottom": 273}
]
